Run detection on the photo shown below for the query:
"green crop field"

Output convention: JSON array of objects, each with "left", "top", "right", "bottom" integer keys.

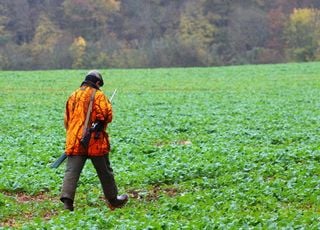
[{"left": 0, "top": 63, "right": 320, "bottom": 229}]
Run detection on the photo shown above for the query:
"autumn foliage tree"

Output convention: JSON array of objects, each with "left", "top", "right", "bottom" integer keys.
[
  {"left": 285, "top": 8, "right": 320, "bottom": 61},
  {"left": 1, "top": 1, "right": 320, "bottom": 69},
  {"left": 179, "top": 0, "right": 217, "bottom": 66},
  {"left": 265, "top": 8, "right": 287, "bottom": 62},
  {"left": 63, "top": 0, "right": 119, "bottom": 41},
  {"left": 31, "top": 14, "right": 63, "bottom": 69},
  {"left": 70, "top": 36, "right": 87, "bottom": 68}
]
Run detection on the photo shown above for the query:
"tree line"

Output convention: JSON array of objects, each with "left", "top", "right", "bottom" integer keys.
[{"left": 1, "top": 0, "right": 320, "bottom": 70}]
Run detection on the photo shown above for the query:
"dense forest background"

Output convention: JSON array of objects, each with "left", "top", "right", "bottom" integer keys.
[{"left": 1, "top": 0, "right": 320, "bottom": 70}]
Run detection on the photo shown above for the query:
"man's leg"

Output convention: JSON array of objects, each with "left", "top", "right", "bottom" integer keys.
[
  {"left": 105, "top": 154, "right": 114, "bottom": 174},
  {"left": 60, "top": 156, "right": 87, "bottom": 210},
  {"left": 90, "top": 155, "right": 118, "bottom": 200},
  {"left": 91, "top": 155, "right": 128, "bottom": 210}
]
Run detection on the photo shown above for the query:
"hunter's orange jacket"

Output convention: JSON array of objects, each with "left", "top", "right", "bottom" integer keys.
[{"left": 64, "top": 85, "right": 112, "bottom": 156}]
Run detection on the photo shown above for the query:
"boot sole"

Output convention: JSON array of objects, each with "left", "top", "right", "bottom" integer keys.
[{"left": 107, "top": 199, "right": 128, "bottom": 211}]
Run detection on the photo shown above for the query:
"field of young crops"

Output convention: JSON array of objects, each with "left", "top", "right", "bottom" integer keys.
[{"left": 0, "top": 62, "right": 320, "bottom": 229}]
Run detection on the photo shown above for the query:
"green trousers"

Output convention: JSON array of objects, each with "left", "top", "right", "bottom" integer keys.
[{"left": 60, "top": 155, "right": 118, "bottom": 202}]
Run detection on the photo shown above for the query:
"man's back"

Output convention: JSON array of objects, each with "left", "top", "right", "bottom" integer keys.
[{"left": 64, "top": 85, "right": 112, "bottom": 156}]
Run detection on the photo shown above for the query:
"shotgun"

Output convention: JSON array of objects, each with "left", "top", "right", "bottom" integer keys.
[{"left": 50, "top": 89, "right": 117, "bottom": 168}]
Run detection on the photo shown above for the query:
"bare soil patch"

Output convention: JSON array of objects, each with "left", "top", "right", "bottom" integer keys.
[{"left": 128, "top": 185, "right": 179, "bottom": 201}]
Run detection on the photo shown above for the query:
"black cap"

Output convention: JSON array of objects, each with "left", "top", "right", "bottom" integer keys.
[{"left": 85, "top": 70, "right": 104, "bottom": 87}]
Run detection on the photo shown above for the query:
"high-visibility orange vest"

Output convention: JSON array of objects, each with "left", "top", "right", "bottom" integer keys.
[{"left": 64, "top": 85, "right": 112, "bottom": 156}]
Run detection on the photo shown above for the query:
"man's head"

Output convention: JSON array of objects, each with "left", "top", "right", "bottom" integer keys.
[{"left": 84, "top": 70, "right": 104, "bottom": 87}]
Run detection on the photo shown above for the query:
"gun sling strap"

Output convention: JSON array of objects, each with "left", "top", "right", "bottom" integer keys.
[{"left": 81, "top": 89, "right": 97, "bottom": 141}]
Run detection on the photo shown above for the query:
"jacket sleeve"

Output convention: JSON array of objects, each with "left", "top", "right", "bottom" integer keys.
[
  {"left": 95, "top": 93, "right": 112, "bottom": 124},
  {"left": 64, "top": 95, "right": 74, "bottom": 129}
]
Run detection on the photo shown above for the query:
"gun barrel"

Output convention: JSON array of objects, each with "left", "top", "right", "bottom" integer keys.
[
  {"left": 51, "top": 153, "right": 67, "bottom": 168},
  {"left": 110, "top": 88, "right": 117, "bottom": 102}
]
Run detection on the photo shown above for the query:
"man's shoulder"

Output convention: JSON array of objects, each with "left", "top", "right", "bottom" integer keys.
[
  {"left": 95, "top": 89, "right": 105, "bottom": 96},
  {"left": 67, "top": 87, "right": 88, "bottom": 100},
  {"left": 95, "top": 90, "right": 108, "bottom": 100}
]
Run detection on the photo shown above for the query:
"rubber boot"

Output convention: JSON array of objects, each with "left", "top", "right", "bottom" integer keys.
[
  {"left": 107, "top": 194, "right": 128, "bottom": 210},
  {"left": 61, "top": 198, "right": 74, "bottom": 211}
]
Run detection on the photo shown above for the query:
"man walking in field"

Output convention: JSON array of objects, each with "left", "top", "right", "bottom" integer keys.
[{"left": 60, "top": 70, "right": 128, "bottom": 211}]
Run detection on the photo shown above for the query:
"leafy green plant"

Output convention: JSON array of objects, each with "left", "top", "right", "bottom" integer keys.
[{"left": 0, "top": 63, "right": 320, "bottom": 228}]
